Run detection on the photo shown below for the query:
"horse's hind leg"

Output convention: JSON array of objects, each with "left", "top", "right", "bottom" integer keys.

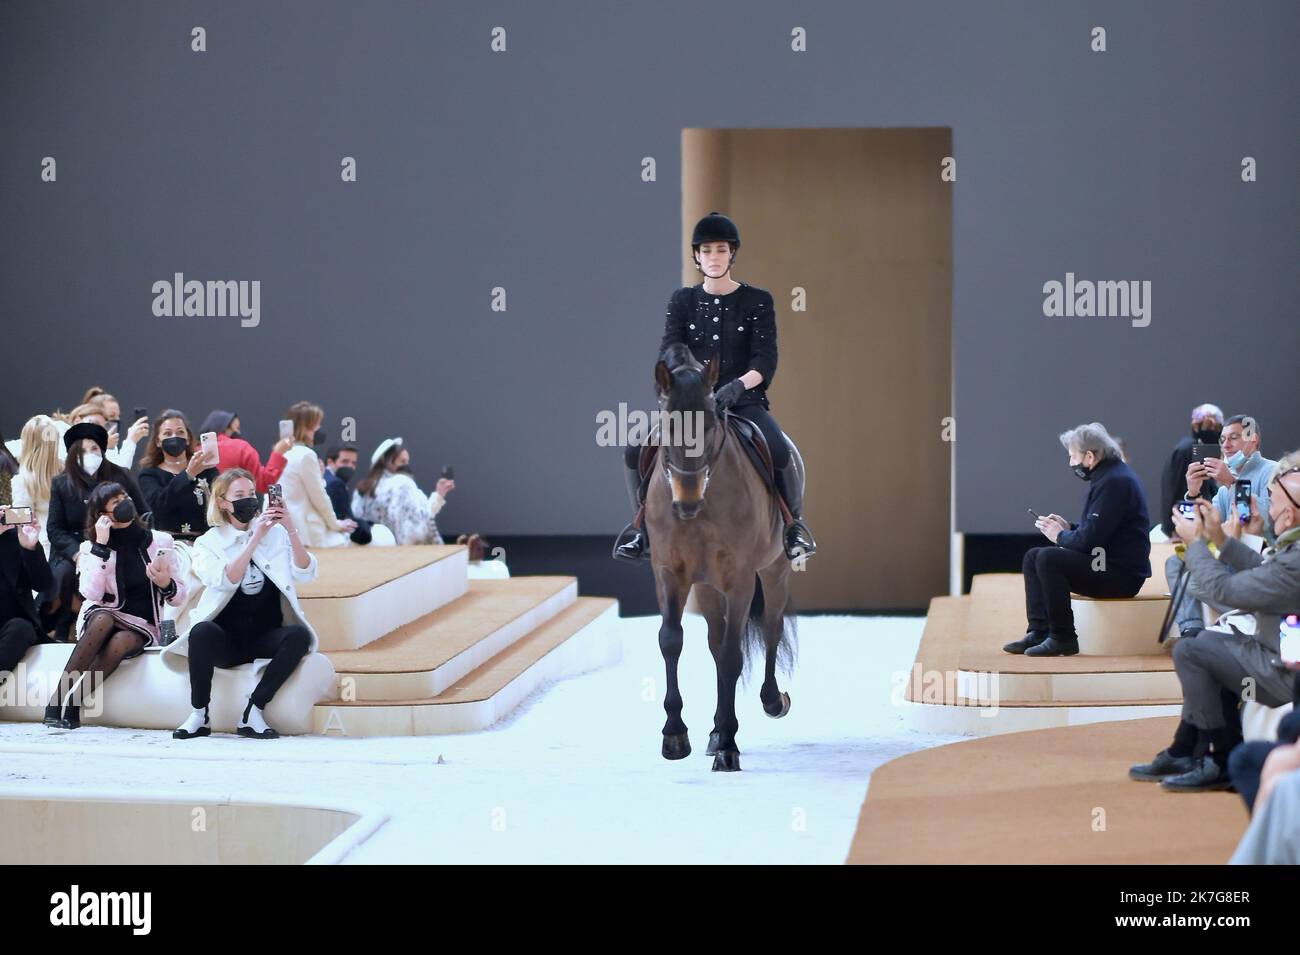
[
  {"left": 757, "top": 558, "right": 792, "bottom": 719},
  {"left": 656, "top": 567, "right": 692, "bottom": 760}
]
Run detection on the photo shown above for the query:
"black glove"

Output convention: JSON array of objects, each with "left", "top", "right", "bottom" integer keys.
[{"left": 714, "top": 379, "right": 746, "bottom": 411}]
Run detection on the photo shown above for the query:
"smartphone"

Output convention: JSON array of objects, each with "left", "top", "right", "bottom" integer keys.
[
  {"left": 159, "top": 619, "right": 178, "bottom": 646},
  {"left": 2, "top": 506, "right": 33, "bottom": 525},
  {"left": 1192, "top": 443, "right": 1221, "bottom": 462},
  {"left": 267, "top": 483, "right": 283, "bottom": 509},
  {"left": 200, "top": 431, "right": 219, "bottom": 461},
  {"left": 1177, "top": 500, "right": 1196, "bottom": 517},
  {"left": 1027, "top": 507, "right": 1042, "bottom": 521},
  {"left": 279, "top": 420, "right": 294, "bottom": 442},
  {"left": 133, "top": 407, "right": 148, "bottom": 423},
  {"left": 1234, "top": 479, "right": 1252, "bottom": 522},
  {"left": 1282, "top": 615, "right": 1300, "bottom": 665},
  {"left": 441, "top": 465, "right": 455, "bottom": 480}
]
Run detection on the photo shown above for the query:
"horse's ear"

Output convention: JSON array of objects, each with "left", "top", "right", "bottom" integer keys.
[
  {"left": 704, "top": 356, "right": 719, "bottom": 389},
  {"left": 654, "top": 360, "right": 672, "bottom": 396}
]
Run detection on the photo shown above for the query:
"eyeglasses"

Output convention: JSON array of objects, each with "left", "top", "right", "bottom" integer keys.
[{"left": 1270, "top": 467, "right": 1300, "bottom": 509}]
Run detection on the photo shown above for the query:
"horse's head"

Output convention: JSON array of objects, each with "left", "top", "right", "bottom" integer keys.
[{"left": 654, "top": 343, "right": 724, "bottom": 520}]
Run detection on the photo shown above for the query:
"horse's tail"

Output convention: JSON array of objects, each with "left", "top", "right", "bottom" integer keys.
[{"left": 742, "top": 573, "right": 797, "bottom": 681}]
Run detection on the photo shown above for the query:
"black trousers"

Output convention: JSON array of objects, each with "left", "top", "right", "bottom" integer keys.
[
  {"left": 187, "top": 620, "right": 311, "bottom": 710},
  {"left": 622, "top": 402, "right": 791, "bottom": 469},
  {"left": 1022, "top": 545, "right": 1145, "bottom": 638},
  {"left": 0, "top": 617, "right": 41, "bottom": 676}
]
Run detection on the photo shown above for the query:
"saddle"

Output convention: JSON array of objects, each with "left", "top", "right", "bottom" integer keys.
[{"left": 632, "top": 412, "right": 795, "bottom": 529}]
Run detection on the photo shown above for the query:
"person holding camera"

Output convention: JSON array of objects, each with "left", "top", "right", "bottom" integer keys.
[
  {"left": 198, "top": 410, "right": 292, "bottom": 493},
  {"left": 352, "top": 438, "right": 454, "bottom": 546},
  {"left": 46, "top": 423, "right": 148, "bottom": 642},
  {"left": 167, "top": 469, "right": 319, "bottom": 740},
  {"left": 1128, "top": 463, "right": 1300, "bottom": 793},
  {"left": 0, "top": 505, "right": 53, "bottom": 681},
  {"left": 1004, "top": 423, "right": 1152, "bottom": 657},
  {"left": 278, "top": 402, "right": 354, "bottom": 548},
  {"left": 11, "top": 415, "right": 62, "bottom": 558},
  {"left": 43, "top": 482, "right": 186, "bottom": 729},
  {"left": 1160, "top": 403, "right": 1223, "bottom": 538},
  {"left": 1164, "top": 414, "right": 1278, "bottom": 641},
  {"left": 137, "top": 409, "right": 221, "bottom": 542}
]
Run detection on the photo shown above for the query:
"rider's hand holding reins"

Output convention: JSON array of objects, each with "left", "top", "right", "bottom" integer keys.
[{"left": 714, "top": 379, "right": 746, "bottom": 411}]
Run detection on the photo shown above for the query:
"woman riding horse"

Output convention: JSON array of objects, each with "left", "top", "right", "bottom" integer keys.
[{"left": 613, "top": 211, "right": 817, "bottom": 562}]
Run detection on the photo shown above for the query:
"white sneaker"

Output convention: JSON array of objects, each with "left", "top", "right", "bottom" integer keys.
[
  {"left": 237, "top": 701, "right": 279, "bottom": 739},
  {"left": 173, "top": 707, "right": 210, "bottom": 739}
]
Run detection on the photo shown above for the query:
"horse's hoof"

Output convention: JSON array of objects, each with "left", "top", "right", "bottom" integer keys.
[
  {"left": 764, "top": 691, "right": 792, "bottom": 719},
  {"left": 706, "top": 731, "right": 721, "bottom": 755},
  {"left": 711, "top": 751, "right": 741, "bottom": 772},
  {"left": 662, "top": 733, "right": 691, "bottom": 760}
]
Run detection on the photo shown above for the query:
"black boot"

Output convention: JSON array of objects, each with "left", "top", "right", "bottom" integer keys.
[
  {"left": 59, "top": 703, "right": 80, "bottom": 730},
  {"left": 612, "top": 460, "right": 650, "bottom": 562},
  {"left": 43, "top": 700, "right": 63, "bottom": 727},
  {"left": 775, "top": 457, "right": 816, "bottom": 560},
  {"left": 1003, "top": 630, "right": 1049, "bottom": 654}
]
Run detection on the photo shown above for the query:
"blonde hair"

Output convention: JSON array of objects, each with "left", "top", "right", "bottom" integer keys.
[
  {"left": 18, "top": 415, "right": 61, "bottom": 505},
  {"left": 286, "top": 401, "right": 324, "bottom": 445},
  {"left": 206, "top": 468, "right": 256, "bottom": 527},
  {"left": 69, "top": 400, "right": 108, "bottom": 424}
]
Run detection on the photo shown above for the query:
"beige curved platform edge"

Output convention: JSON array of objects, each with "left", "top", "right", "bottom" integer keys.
[
  {"left": 904, "top": 698, "right": 1182, "bottom": 736},
  {"left": 1070, "top": 593, "right": 1169, "bottom": 655},
  {"left": 0, "top": 786, "right": 388, "bottom": 865}
]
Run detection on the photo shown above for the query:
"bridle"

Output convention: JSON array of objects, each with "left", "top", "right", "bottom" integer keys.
[{"left": 661, "top": 410, "right": 727, "bottom": 500}]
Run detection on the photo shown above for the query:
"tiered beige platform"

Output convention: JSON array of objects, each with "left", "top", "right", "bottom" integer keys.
[
  {"left": 310, "top": 550, "right": 621, "bottom": 737},
  {"left": 905, "top": 560, "right": 1181, "bottom": 735}
]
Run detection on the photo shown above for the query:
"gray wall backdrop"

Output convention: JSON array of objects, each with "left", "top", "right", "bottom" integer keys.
[{"left": 2, "top": 1, "right": 1296, "bottom": 536}]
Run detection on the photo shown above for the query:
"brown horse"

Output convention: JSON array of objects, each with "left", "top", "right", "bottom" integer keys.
[{"left": 646, "top": 343, "right": 797, "bottom": 772}]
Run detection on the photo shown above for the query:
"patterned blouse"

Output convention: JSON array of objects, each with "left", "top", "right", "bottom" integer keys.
[{"left": 352, "top": 472, "right": 444, "bottom": 546}]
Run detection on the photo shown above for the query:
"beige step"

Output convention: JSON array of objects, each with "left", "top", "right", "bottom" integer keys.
[
  {"left": 325, "top": 576, "right": 578, "bottom": 700},
  {"left": 314, "top": 597, "right": 621, "bottom": 736}
]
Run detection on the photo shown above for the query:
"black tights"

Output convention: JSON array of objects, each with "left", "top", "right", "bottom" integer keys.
[
  {"left": 187, "top": 621, "right": 312, "bottom": 710},
  {"left": 622, "top": 403, "right": 791, "bottom": 470},
  {"left": 53, "top": 609, "right": 146, "bottom": 705}
]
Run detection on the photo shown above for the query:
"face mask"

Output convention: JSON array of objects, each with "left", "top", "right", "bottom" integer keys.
[
  {"left": 111, "top": 499, "right": 136, "bottom": 523},
  {"left": 160, "top": 436, "right": 189, "bottom": 458},
  {"left": 228, "top": 497, "right": 261, "bottom": 524},
  {"left": 395, "top": 464, "right": 413, "bottom": 476},
  {"left": 334, "top": 466, "right": 355, "bottom": 484},
  {"left": 313, "top": 430, "right": 327, "bottom": 446},
  {"left": 81, "top": 453, "right": 103, "bottom": 476},
  {"left": 229, "top": 431, "right": 241, "bottom": 440},
  {"left": 1227, "top": 450, "right": 1247, "bottom": 471},
  {"left": 1193, "top": 427, "right": 1222, "bottom": 444},
  {"left": 1071, "top": 461, "right": 1093, "bottom": 481}
]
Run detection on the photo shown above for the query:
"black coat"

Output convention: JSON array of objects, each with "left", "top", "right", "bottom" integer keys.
[
  {"left": 1160, "top": 436, "right": 1215, "bottom": 534},
  {"left": 138, "top": 465, "right": 220, "bottom": 537},
  {"left": 0, "top": 528, "right": 53, "bottom": 633},
  {"left": 47, "top": 470, "right": 148, "bottom": 567},
  {"left": 324, "top": 469, "right": 372, "bottom": 545},
  {"left": 659, "top": 282, "right": 778, "bottom": 409},
  {"left": 1056, "top": 457, "right": 1153, "bottom": 578}
]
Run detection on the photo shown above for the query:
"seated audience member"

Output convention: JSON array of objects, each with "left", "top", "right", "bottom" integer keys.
[
  {"left": 199, "top": 410, "right": 291, "bottom": 494},
  {"left": 46, "top": 424, "right": 148, "bottom": 640},
  {"left": 1004, "top": 423, "right": 1152, "bottom": 657},
  {"left": 0, "top": 506, "right": 53, "bottom": 681},
  {"left": 43, "top": 482, "right": 185, "bottom": 729},
  {"left": 278, "top": 402, "right": 354, "bottom": 548},
  {"left": 88, "top": 391, "right": 149, "bottom": 469},
  {"left": 324, "top": 445, "right": 374, "bottom": 545},
  {"left": 1230, "top": 765, "right": 1300, "bottom": 864},
  {"left": 11, "top": 415, "right": 62, "bottom": 557},
  {"left": 353, "top": 437, "right": 456, "bottom": 546},
  {"left": 1227, "top": 671, "right": 1300, "bottom": 811},
  {"left": 1160, "top": 403, "right": 1223, "bottom": 538},
  {"left": 1165, "top": 414, "right": 1278, "bottom": 641},
  {"left": 170, "top": 469, "right": 317, "bottom": 740},
  {"left": 68, "top": 400, "right": 148, "bottom": 471},
  {"left": 1128, "top": 463, "right": 1300, "bottom": 792},
  {"left": 137, "top": 410, "right": 220, "bottom": 542}
]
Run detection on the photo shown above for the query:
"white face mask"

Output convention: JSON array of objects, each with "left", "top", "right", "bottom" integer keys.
[{"left": 81, "top": 453, "right": 103, "bottom": 476}]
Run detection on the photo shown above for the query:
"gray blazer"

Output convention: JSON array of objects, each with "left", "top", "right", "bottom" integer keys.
[{"left": 1184, "top": 534, "right": 1300, "bottom": 680}]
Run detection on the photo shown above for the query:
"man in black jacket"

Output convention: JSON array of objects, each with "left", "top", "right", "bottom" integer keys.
[
  {"left": 1004, "top": 423, "right": 1153, "bottom": 657},
  {"left": 0, "top": 506, "right": 55, "bottom": 679},
  {"left": 324, "top": 445, "right": 372, "bottom": 545},
  {"left": 1160, "top": 403, "right": 1223, "bottom": 536}
]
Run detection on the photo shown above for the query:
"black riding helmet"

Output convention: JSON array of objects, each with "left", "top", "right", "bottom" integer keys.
[{"left": 691, "top": 211, "right": 740, "bottom": 271}]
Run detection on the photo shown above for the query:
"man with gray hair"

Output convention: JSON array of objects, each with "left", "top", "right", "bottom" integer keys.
[
  {"left": 1160, "top": 403, "right": 1223, "bottom": 537},
  {"left": 1004, "top": 423, "right": 1152, "bottom": 657}
]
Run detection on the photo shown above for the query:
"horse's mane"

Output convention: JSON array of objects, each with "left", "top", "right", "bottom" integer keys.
[{"left": 660, "top": 342, "right": 699, "bottom": 373}]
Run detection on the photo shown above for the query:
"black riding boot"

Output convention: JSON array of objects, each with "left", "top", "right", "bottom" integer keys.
[
  {"left": 612, "top": 460, "right": 650, "bottom": 562},
  {"left": 775, "top": 458, "right": 817, "bottom": 560}
]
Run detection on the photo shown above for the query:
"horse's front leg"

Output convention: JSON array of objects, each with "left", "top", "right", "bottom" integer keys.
[
  {"left": 656, "top": 566, "right": 691, "bottom": 760},
  {"left": 712, "top": 575, "right": 755, "bottom": 772}
]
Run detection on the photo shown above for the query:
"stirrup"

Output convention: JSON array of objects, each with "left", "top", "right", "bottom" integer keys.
[
  {"left": 784, "top": 519, "right": 817, "bottom": 561},
  {"left": 612, "top": 523, "right": 649, "bottom": 562}
]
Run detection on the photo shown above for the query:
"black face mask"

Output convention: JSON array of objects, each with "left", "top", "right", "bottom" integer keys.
[
  {"left": 229, "top": 498, "right": 261, "bottom": 523},
  {"left": 229, "top": 431, "right": 241, "bottom": 440},
  {"left": 111, "top": 499, "right": 137, "bottom": 523},
  {"left": 1193, "top": 427, "right": 1222, "bottom": 444},
  {"left": 334, "top": 466, "right": 355, "bottom": 484},
  {"left": 313, "top": 430, "right": 327, "bottom": 446},
  {"left": 395, "top": 464, "right": 414, "bottom": 477},
  {"left": 1071, "top": 462, "right": 1094, "bottom": 481},
  {"left": 160, "top": 436, "right": 189, "bottom": 458}
]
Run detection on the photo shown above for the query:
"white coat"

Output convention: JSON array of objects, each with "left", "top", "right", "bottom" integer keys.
[{"left": 279, "top": 444, "right": 349, "bottom": 548}]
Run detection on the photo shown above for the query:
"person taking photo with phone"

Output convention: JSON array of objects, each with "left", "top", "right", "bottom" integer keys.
[
  {"left": 43, "top": 482, "right": 187, "bottom": 729},
  {"left": 276, "top": 402, "right": 354, "bottom": 548},
  {"left": 352, "top": 438, "right": 454, "bottom": 546},
  {"left": 137, "top": 410, "right": 221, "bottom": 542},
  {"left": 166, "top": 469, "right": 319, "bottom": 740},
  {"left": 198, "top": 410, "right": 291, "bottom": 494}
]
